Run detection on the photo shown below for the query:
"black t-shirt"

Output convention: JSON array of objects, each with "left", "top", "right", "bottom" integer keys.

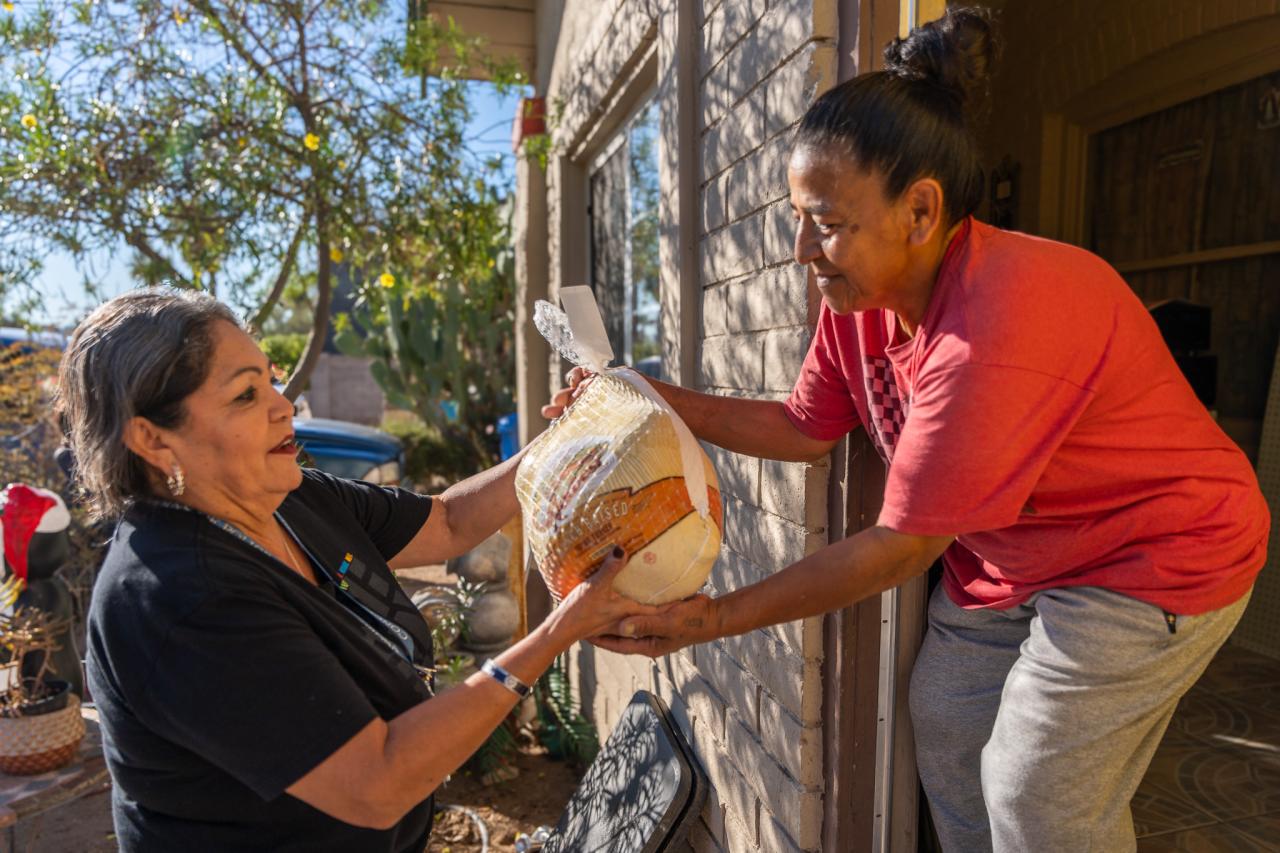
[{"left": 87, "top": 470, "right": 436, "bottom": 852}]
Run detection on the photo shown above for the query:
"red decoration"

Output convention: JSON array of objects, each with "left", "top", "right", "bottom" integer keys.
[
  {"left": 511, "top": 96, "right": 547, "bottom": 152},
  {"left": 0, "top": 484, "right": 57, "bottom": 583}
]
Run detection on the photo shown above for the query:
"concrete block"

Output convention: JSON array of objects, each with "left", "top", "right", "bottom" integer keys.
[
  {"left": 707, "top": 548, "right": 769, "bottom": 597},
  {"left": 702, "top": 25, "right": 760, "bottom": 129},
  {"left": 726, "top": 706, "right": 822, "bottom": 843},
  {"left": 759, "top": 811, "right": 814, "bottom": 853},
  {"left": 702, "top": 285, "right": 729, "bottom": 337},
  {"left": 700, "top": 774, "right": 728, "bottom": 847},
  {"left": 723, "top": 800, "right": 759, "bottom": 853},
  {"left": 760, "top": 456, "right": 827, "bottom": 530},
  {"left": 747, "top": 462, "right": 812, "bottom": 528},
  {"left": 704, "top": 172, "right": 728, "bottom": 233},
  {"left": 763, "top": 199, "right": 797, "bottom": 266},
  {"left": 725, "top": 132, "right": 791, "bottom": 222},
  {"left": 803, "top": 528, "right": 828, "bottom": 558},
  {"left": 763, "top": 325, "right": 811, "bottom": 392},
  {"left": 705, "top": 441, "right": 760, "bottom": 504},
  {"left": 725, "top": 498, "right": 808, "bottom": 568},
  {"left": 705, "top": 89, "right": 766, "bottom": 177},
  {"left": 768, "top": 615, "right": 809, "bottom": 661},
  {"left": 701, "top": 0, "right": 767, "bottom": 78},
  {"left": 706, "top": 548, "right": 809, "bottom": 657},
  {"left": 701, "top": 638, "right": 761, "bottom": 730},
  {"left": 700, "top": 237, "right": 717, "bottom": 288},
  {"left": 702, "top": 214, "right": 763, "bottom": 284},
  {"left": 662, "top": 652, "right": 730, "bottom": 741},
  {"left": 762, "top": 792, "right": 823, "bottom": 852},
  {"left": 758, "top": 688, "right": 823, "bottom": 788},
  {"left": 720, "top": 628, "right": 806, "bottom": 721},
  {"left": 749, "top": 0, "right": 837, "bottom": 82},
  {"left": 694, "top": 735, "right": 760, "bottom": 848},
  {"left": 764, "top": 41, "right": 839, "bottom": 138},
  {"left": 699, "top": 331, "right": 764, "bottom": 391},
  {"left": 725, "top": 265, "right": 808, "bottom": 334}
]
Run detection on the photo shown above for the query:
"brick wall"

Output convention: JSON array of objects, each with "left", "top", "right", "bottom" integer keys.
[{"left": 537, "top": 2, "right": 839, "bottom": 850}]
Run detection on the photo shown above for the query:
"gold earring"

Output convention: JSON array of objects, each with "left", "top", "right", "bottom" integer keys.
[{"left": 166, "top": 465, "right": 186, "bottom": 497}]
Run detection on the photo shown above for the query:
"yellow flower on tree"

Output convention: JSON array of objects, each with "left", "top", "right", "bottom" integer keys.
[
  {"left": 329, "top": 247, "right": 344, "bottom": 263},
  {"left": 2, "top": 2, "right": 15, "bottom": 13},
  {"left": 304, "top": 133, "right": 320, "bottom": 151},
  {"left": 379, "top": 272, "right": 395, "bottom": 289},
  {"left": 173, "top": 9, "right": 186, "bottom": 24},
  {"left": 20, "top": 114, "right": 36, "bottom": 129}
]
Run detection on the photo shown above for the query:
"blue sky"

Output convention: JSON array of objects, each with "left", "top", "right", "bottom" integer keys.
[{"left": 30, "top": 81, "right": 523, "bottom": 328}]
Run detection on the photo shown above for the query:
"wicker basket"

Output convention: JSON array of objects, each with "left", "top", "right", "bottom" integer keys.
[{"left": 0, "top": 691, "right": 85, "bottom": 775}]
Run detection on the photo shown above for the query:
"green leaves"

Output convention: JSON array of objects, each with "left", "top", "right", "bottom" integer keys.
[{"left": 0, "top": 1, "right": 519, "bottom": 326}]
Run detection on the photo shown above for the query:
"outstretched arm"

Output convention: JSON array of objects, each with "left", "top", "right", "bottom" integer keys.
[
  {"left": 543, "top": 367, "right": 840, "bottom": 463},
  {"left": 287, "top": 549, "right": 655, "bottom": 828},
  {"left": 388, "top": 447, "right": 526, "bottom": 568},
  {"left": 592, "top": 526, "right": 953, "bottom": 657}
]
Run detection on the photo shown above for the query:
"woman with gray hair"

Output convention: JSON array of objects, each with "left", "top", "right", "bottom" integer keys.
[{"left": 59, "top": 287, "right": 654, "bottom": 852}]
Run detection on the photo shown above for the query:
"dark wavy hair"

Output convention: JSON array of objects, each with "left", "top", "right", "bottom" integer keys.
[
  {"left": 55, "top": 287, "right": 240, "bottom": 520},
  {"left": 793, "top": 6, "right": 1000, "bottom": 224}
]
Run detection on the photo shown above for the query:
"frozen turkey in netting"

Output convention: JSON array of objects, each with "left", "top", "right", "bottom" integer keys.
[{"left": 516, "top": 292, "right": 722, "bottom": 604}]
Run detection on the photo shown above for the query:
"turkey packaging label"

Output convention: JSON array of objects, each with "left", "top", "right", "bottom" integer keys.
[{"left": 515, "top": 369, "right": 722, "bottom": 604}]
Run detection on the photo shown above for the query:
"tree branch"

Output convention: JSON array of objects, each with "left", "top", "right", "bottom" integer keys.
[
  {"left": 123, "top": 232, "right": 192, "bottom": 288},
  {"left": 282, "top": 203, "right": 331, "bottom": 401},
  {"left": 188, "top": 0, "right": 296, "bottom": 99},
  {"left": 248, "top": 217, "right": 308, "bottom": 331}
]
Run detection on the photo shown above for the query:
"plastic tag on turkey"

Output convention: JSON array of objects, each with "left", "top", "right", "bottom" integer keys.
[{"left": 516, "top": 288, "right": 723, "bottom": 605}]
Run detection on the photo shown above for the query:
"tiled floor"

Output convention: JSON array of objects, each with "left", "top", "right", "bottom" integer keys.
[{"left": 1134, "top": 642, "right": 1280, "bottom": 851}]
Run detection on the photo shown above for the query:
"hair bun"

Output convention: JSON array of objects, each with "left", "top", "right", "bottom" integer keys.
[{"left": 883, "top": 6, "right": 999, "bottom": 111}]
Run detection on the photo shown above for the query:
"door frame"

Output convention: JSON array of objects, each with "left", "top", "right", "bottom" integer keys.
[{"left": 821, "top": 3, "right": 940, "bottom": 852}]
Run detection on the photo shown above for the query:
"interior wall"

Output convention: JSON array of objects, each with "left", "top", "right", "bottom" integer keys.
[{"left": 978, "top": 0, "right": 1280, "bottom": 238}]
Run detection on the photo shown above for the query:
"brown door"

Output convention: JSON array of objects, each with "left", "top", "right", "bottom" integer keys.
[{"left": 1088, "top": 70, "right": 1280, "bottom": 463}]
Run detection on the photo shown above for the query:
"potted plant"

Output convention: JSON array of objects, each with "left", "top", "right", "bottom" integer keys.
[
  {"left": 0, "top": 608, "right": 85, "bottom": 775},
  {"left": 411, "top": 577, "right": 486, "bottom": 688}
]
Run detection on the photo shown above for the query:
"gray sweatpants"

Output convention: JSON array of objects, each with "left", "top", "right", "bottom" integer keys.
[{"left": 909, "top": 584, "right": 1252, "bottom": 853}]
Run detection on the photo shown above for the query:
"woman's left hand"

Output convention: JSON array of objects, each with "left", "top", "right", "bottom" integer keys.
[{"left": 543, "top": 547, "right": 665, "bottom": 646}]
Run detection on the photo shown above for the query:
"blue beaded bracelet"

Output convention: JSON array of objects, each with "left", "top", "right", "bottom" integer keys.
[{"left": 482, "top": 659, "right": 532, "bottom": 698}]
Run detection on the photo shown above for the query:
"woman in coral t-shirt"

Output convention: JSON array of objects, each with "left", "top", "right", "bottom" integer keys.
[{"left": 557, "top": 8, "right": 1267, "bottom": 851}]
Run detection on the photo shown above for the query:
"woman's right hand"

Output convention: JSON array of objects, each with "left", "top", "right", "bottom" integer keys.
[
  {"left": 540, "top": 366, "right": 595, "bottom": 419},
  {"left": 544, "top": 547, "right": 660, "bottom": 645}
]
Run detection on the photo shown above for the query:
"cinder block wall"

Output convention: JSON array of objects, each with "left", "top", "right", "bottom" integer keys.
[{"left": 538, "top": 2, "right": 838, "bottom": 850}]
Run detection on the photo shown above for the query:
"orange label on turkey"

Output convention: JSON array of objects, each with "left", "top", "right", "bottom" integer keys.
[{"left": 544, "top": 477, "right": 723, "bottom": 597}]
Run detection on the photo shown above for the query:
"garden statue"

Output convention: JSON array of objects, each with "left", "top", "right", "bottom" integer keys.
[{"left": 1, "top": 483, "right": 82, "bottom": 697}]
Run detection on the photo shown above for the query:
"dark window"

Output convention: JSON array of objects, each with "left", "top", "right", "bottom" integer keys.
[{"left": 589, "top": 99, "right": 661, "bottom": 379}]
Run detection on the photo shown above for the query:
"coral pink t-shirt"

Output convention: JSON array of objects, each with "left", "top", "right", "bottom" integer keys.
[{"left": 784, "top": 219, "right": 1268, "bottom": 614}]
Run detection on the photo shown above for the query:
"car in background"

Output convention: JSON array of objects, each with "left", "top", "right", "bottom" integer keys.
[
  {"left": 293, "top": 417, "right": 405, "bottom": 486},
  {"left": 0, "top": 327, "right": 67, "bottom": 353}
]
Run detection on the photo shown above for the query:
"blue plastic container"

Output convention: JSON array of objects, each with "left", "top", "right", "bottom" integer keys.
[{"left": 496, "top": 413, "right": 519, "bottom": 461}]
